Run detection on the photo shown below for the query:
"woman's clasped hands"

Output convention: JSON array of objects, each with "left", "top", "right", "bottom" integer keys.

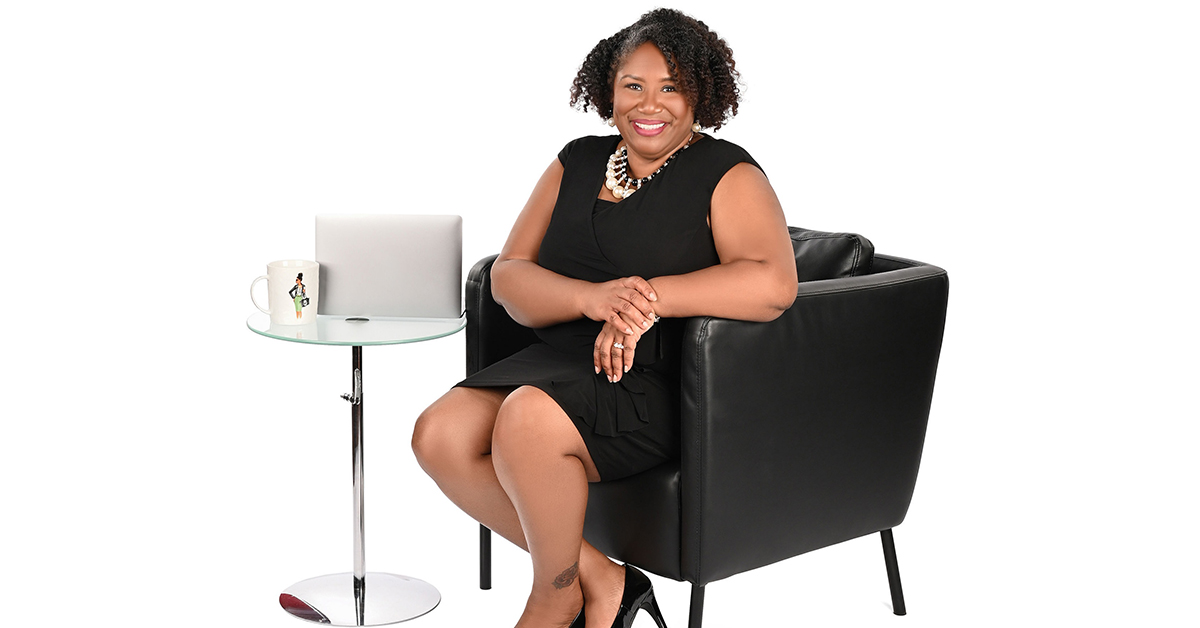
[{"left": 585, "top": 276, "right": 658, "bottom": 383}]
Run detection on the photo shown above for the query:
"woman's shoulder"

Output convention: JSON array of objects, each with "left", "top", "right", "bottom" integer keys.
[
  {"left": 688, "top": 135, "right": 764, "bottom": 180},
  {"left": 695, "top": 136, "right": 757, "bottom": 162},
  {"left": 557, "top": 134, "right": 621, "bottom": 166}
]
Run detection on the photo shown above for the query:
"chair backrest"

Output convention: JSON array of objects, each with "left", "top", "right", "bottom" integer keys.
[{"left": 788, "top": 227, "right": 874, "bottom": 281}]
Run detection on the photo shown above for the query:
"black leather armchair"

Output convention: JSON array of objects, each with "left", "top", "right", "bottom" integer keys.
[{"left": 466, "top": 229, "right": 948, "bottom": 627}]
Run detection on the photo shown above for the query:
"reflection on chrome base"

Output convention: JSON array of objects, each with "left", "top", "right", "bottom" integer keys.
[{"left": 280, "top": 572, "right": 440, "bottom": 626}]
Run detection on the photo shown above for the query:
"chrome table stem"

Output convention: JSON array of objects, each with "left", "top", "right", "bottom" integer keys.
[{"left": 279, "top": 345, "right": 439, "bottom": 626}]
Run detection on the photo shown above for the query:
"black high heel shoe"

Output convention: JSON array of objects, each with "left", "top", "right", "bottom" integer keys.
[{"left": 610, "top": 564, "right": 667, "bottom": 628}]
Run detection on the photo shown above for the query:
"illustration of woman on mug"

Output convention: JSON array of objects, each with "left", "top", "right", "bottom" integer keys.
[{"left": 288, "top": 273, "right": 307, "bottom": 319}]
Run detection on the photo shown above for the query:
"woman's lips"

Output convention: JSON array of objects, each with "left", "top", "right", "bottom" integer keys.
[{"left": 632, "top": 120, "right": 667, "bottom": 136}]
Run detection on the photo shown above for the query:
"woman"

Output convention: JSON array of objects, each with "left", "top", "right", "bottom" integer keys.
[
  {"left": 412, "top": 9, "right": 797, "bottom": 628},
  {"left": 288, "top": 273, "right": 307, "bottom": 319}
]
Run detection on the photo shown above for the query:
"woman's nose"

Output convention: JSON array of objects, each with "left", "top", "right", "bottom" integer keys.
[{"left": 638, "top": 91, "right": 662, "bottom": 113}]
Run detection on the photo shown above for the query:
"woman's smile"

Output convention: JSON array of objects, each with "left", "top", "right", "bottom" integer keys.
[{"left": 632, "top": 119, "right": 668, "bottom": 136}]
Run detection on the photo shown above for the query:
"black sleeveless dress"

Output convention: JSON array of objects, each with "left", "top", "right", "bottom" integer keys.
[{"left": 457, "top": 134, "right": 761, "bottom": 481}]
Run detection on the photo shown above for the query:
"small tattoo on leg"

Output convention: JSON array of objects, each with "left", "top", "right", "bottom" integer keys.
[{"left": 552, "top": 561, "right": 579, "bottom": 589}]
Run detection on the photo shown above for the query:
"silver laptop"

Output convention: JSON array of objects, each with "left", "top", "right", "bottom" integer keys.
[{"left": 316, "top": 214, "right": 462, "bottom": 319}]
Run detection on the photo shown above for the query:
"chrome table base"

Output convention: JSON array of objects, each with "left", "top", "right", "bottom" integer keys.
[
  {"left": 281, "top": 573, "right": 440, "bottom": 626},
  {"left": 280, "top": 346, "right": 440, "bottom": 625}
]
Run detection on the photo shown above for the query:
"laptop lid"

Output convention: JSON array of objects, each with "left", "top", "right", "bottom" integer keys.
[{"left": 315, "top": 214, "right": 462, "bottom": 318}]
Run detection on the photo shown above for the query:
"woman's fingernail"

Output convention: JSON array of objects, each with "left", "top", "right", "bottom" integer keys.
[
  {"left": 595, "top": 366, "right": 601, "bottom": 374},
  {"left": 642, "top": 320, "right": 650, "bottom": 328},
  {"left": 625, "top": 327, "right": 633, "bottom": 334},
  {"left": 649, "top": 293, "right": 657, "bottom": 301},
  {"left": 607, "top": 375, "right": 613, "bottom": 383},
  {"left": 624, "top": 365, "right": 630, "bottom": 373}
]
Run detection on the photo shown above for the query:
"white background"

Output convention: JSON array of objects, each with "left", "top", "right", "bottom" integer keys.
[{"left": 2, "top": 1, "right": 1197, "bottom": 626}]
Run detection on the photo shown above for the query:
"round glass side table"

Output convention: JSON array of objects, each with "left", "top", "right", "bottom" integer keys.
[{"left": 248, "top": 313, "right": 466, "bottom": 626}]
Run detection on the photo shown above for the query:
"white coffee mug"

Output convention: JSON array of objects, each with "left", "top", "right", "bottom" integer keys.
[{"left": 251, "top": 260, "right": 320, "bottom": 326}]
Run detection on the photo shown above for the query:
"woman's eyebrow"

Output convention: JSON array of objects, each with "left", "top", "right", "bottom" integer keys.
[{"left": 618, "top": 74, "right": 675, "bottom": 83}]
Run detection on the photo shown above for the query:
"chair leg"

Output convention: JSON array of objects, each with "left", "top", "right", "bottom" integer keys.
[
  {"left": 480, "top": 524, "right": 492, "bottom": 590},
  {"left": 880, "top": 529, "right": 906, "bottom": 615},
  {"left": 688, "top": 583, "right": 705, "bottom": 628}
]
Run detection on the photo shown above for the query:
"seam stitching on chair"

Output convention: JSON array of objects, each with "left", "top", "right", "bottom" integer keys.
[
  {"left": 470, "top": 260, "right": 491, "bottom": 375},
  {"left": 691, "top": 318, "right": 711, "bottom": 582},
  {"left": 473, "top": 274, "right": 482, "bottom": 372},
  {"left": 470, "top": 276, "right": 479, "bottom": 373},
  {"left": 796, "top": 272, "right": 946, "bottom": 300}
]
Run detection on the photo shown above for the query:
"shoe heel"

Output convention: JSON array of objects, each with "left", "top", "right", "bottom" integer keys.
[{"left": 641, "top": 593, "right": 668, "bottom": 628}]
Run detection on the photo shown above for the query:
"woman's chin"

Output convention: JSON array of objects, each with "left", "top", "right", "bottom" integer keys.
[{"left": 625, "top": 133, "right": 688, "bottom": 162}]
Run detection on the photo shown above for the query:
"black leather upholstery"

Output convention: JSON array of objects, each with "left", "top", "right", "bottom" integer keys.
[
  {"left": 678, "top": 255, "right": 947, "bottom": 583},
  {"left": 466, "top": 228, "right": 948, "bottom": 621},
  {"left": 465, "top": 256, "right": 539, "bottom": 377},
  {"left": 787, "top": 226, "right": 874, "bottom": 281}
]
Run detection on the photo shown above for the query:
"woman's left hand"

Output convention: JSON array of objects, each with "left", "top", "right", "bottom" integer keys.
[{"left": 593, "top": 321, "right": 642, "bottom": 383}]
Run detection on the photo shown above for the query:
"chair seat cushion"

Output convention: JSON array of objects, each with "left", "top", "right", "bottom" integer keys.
[
  {"left": 584, "top": 461, "right": 682, "bottom": 580},
  {"left": 788, "top": 227, "right": 874, "bottom": 281}
]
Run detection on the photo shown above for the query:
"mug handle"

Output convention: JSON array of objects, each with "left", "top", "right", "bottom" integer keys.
[{"left": 250, "top": 275, "right": 271, "bottom": 314}]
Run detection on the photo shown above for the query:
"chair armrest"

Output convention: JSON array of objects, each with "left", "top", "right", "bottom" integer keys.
[
  {"left": 679, "top": 262, "right": 949, "bottom": 584},
  {"left": 466, "top": 255, "right": 539, "bottom": 376}
]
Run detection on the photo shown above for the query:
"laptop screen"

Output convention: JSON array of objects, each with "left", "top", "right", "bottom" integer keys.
[{"left": 316, "top": 214, "right": 462, "bottom": 319}]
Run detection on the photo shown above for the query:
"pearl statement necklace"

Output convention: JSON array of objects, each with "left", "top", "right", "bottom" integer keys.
[{"left": 605, "top": 133, "right": 693, "bottom": 200}]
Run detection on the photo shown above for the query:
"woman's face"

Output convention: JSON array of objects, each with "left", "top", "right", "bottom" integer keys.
[{"left": 611, "top": 42, "right": 695, "bottom": 163}]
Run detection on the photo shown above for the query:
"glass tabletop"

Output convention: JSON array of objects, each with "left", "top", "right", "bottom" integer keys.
[{"left": 247, "top": 313, "right": 465, "bottom": 346}]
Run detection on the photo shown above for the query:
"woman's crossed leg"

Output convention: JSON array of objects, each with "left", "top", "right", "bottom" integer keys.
[{"left": 412, "top": 386, "right": 626, "bottom": 628}]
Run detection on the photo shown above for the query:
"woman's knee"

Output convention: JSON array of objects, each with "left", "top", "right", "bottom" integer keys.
[
  {"left": 492, "top": 386, "right": 601, "bottom": 481},
  {"left": 410, "top": 404, "right": 450, "bottom": 470},
  {"left": 492, "top": 386, "right": 572, "bottom": 458},
  {"left": 411, "top": 388, "right": 502, "bottom": 474}
]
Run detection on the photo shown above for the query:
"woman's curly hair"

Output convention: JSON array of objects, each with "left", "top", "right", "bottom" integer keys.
[{"left": 569, "top": 8, "right": 741, "bottom": 130}]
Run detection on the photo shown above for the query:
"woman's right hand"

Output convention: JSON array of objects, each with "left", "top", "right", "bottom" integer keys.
[
  {"left": 594, "top": 321, "right": 642, "bottom": 383},
  {"left": 582, "top": 276, "right": 658, "bottom": 335}
]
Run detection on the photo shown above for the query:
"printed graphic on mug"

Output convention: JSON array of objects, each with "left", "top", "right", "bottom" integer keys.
[{"left": 289, "top": 273, "right": 309, "bottom": 319}]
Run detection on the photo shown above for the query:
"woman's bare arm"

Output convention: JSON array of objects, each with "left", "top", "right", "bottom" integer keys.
[
  {"left": 491, "top": 159, "right": 658, "bottom": 331},
  {"left": 646, "top": 163, "right": 798, "bottom": 322}
]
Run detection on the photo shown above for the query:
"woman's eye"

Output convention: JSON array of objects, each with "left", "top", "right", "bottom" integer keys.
[
  {"left": 662, "top": 85, "right": 676, "bottom": 92},
  {"left": 626, "top": 83, "right": 642, "bottom": 91}
]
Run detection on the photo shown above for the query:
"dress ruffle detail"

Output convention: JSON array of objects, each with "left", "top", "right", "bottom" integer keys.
[{"left": 552, "top": 371, "right": 649, "bottom": 437}]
